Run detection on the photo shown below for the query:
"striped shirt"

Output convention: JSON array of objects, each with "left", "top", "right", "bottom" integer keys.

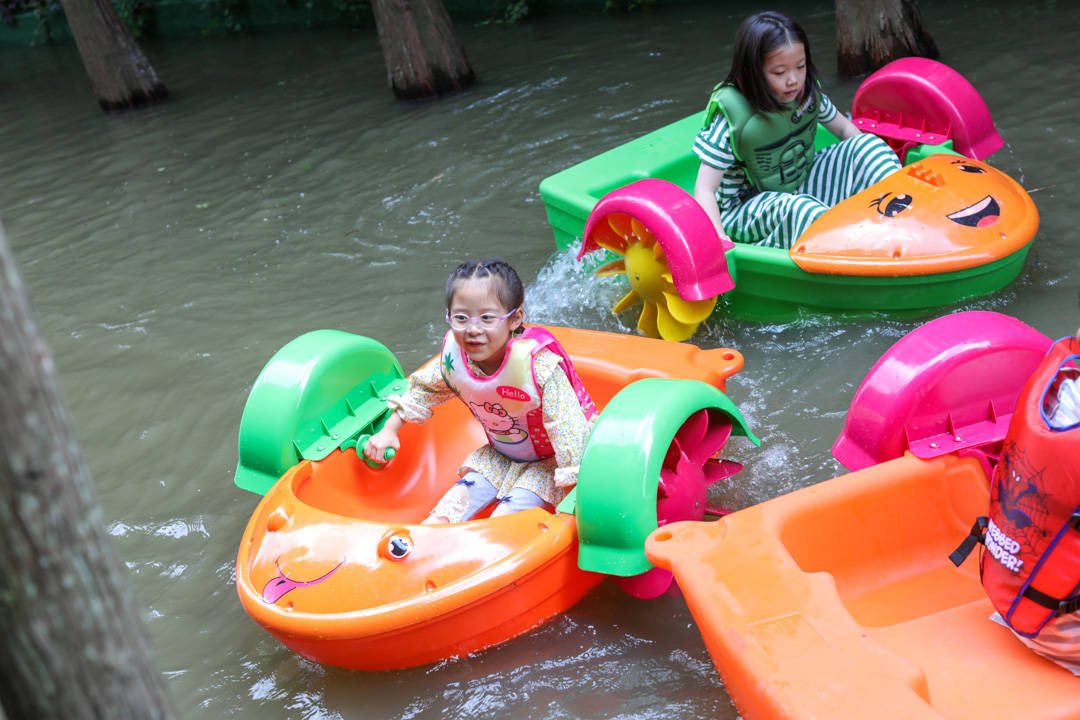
[{"left": 693, "top": 92, "right": 839, "bottom": 210}]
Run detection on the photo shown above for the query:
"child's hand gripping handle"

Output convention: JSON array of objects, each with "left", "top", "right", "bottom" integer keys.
[
  {"left": 358, "top": 410, "right": 404, "bottom": 469},
  {"left": 359, "top": 431, "right": 398, "bottom": 469}
]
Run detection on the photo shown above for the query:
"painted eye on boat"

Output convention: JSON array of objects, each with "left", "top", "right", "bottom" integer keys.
[
  {"left": 869, "top": 193, "right": 913, "bottom": 218},
  {"left": 953, "top": 162, "right": 985, "bottom": 174},
  {"left": 387, "top": 535, "right": 412, "bottom": 560}
]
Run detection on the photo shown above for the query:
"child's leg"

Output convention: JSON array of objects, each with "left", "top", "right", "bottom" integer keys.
[
  {"left": 425, "top": 471, "right": 498, "bottom": 524},
  {"left": 1021, "top": 616, "right": 1080, "bottom": 676},
  {"left": 801, "top": 133, "right": 901, "bottom": 206},
  {"left": 489, "top": 487, "right": 553, "bottom": 517},
  {"left": 722, "top": 190, "right": 829, "bottom": 249},
  {"left": 992, "top": 611, "right": 1080, "bottom": 676}
]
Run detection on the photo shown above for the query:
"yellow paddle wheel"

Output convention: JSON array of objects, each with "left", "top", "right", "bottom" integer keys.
[{"left": 590, "top": 213, "right": 716, "bottom": 341}]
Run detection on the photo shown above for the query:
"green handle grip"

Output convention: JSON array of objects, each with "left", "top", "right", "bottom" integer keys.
[{"left": 355, "top": 434, "right": 395, "bottom": 469}]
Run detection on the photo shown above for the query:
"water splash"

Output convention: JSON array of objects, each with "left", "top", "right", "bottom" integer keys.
[{"left": 524, "top": 246, "right": 632, "bottom": 334}]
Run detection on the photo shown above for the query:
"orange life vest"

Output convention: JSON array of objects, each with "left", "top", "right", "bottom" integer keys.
[{"left": 980, "top": 336, "right": 1080, "bottom": 637}]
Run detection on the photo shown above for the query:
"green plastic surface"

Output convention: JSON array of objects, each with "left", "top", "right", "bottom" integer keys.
[
  {"left": 234, "top": 330, "right": 406, "bottom": 495},
  {"left": 904, "top": 139, "right": 961, "bottom": 163},
  {"left": 716, "top": 241, "right": 1032, "bottom": 322},
  {"left": 538, "top": 112, "right": 838, "bottom": 253},
  {"left": 538, "top": 114, "right": 1027, "bottom": 319},
  {"left": 565, "top": 378, "right": 760, "bottom": 577}
]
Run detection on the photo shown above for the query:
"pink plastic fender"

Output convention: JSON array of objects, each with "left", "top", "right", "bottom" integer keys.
[
  {"left": 832, "top": 311, "right": 1051, "bottom": 471},
  {"left": 852, "top": 57, "right": 1003, "bottom": 161},
  {"left": 577, "top": 178, "right": 735, "bottom": 302}
]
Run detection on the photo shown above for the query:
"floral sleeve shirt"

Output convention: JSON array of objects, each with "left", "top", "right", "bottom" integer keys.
[{"left": 386, "top": 347, "right": 592, "bottom": 504}]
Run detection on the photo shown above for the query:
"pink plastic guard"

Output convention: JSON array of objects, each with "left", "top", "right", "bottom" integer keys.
[
  {"left": 579, "top": 178, "right": 734, "bottom": 302},
  {"left": 905, "top": 401, "right": 1012, "bottom": 460},
  {"left": 832, "top": 311, "right": 1051, "bottom": 471},
  {"left": 852, "top": 57, "right": 1003, "bottom": 161}
]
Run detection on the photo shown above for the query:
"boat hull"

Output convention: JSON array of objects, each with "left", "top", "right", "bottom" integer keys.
[
  {"left": 719, "top": 241, "right": 1030, "bottom": 321},
  {"left": 645, "top": 453, "right": 1080, "bottom": 719},
  {"left": 236, "top": 326, "right": 746, "bottom": 670},
  {"left": 238, "top": 491, "right": 601, "bottom": 670}
]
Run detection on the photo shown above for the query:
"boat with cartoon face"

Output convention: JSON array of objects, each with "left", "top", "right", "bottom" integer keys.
[
  {"left": 233, "top": 326, "right": 758, "bottom": 670},
  {"left": 540, "top": 58, "right": 1039, "bottom": 340}
]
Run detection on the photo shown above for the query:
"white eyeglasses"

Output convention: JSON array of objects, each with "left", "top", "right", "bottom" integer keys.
[{"left": 445, "top": 307, "right": 520, "bottom": 330}]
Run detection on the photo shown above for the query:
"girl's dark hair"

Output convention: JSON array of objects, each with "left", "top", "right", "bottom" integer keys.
[
  {"left": 723, "top": 10, "right": 820, "bottom": 113},
  {"left": 444, "top": 258, "right": 525, "bottom": 311}
]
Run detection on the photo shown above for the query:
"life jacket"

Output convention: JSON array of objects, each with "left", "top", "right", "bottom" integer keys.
[
  {"left": 441, "top": 326, "right": 597, "bottom": 463},
  {"left": 952, "top": 336, "right": 1080, "bottom": 637},
  {"left": 703, "top": 83, "right": 820, "bottom": 193}
]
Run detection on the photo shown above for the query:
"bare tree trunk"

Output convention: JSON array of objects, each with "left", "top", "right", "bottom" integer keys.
[
  {"left": 59, "top": 0, "right": 167, "bottom": 111},
  {"left": 835, "top": 0, "right": 938, "bottom": 78},
  {"left": 0, "top": 223, "right": 175, "bottom": 720},
  {"left": 370, "top": 0, "right": 475, "bottom": 100}
]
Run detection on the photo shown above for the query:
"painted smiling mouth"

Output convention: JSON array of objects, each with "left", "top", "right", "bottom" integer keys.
[
  {"left": 948, "top": 195, "right": 1000, "bottom": 228},
  {"left": 262, "top": 557, "right": 344, "bottom": 604}
]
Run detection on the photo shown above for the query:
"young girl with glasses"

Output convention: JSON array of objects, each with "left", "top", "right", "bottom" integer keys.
[{"left": 364, "top": 258, "right": 596, "bottom": 524}]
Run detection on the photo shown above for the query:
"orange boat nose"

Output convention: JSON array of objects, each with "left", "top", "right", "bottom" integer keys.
[
  {"left": 791, "top": 154, "right": 1038, "bottom": 276},
  {"left": 239, "top": 450, "right": 580, "bottom": 619}
]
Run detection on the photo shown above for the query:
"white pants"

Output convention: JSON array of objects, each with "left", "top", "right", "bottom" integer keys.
[{"left": 430, "top": 471, "right": 549, "bottom": 522}]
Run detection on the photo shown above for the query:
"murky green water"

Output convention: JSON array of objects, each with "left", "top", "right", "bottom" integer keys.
[{"left": 2, "top": 1, "right": 1078, "bottom": 717}]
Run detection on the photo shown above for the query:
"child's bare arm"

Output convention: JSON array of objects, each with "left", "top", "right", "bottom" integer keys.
[{"left": 364, "top": 413, "right": 404, "bottom": 464}]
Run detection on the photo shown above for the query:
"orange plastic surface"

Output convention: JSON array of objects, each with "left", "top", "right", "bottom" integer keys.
[
  {"left": 236, "top": 326, "right": 744, "bottom": 670},
  {"left": 646, "top": 453, "right": 1080, "bottom": 720},
  {"left": 791, "top": 155, "right": 1039, "bottom": 276}
]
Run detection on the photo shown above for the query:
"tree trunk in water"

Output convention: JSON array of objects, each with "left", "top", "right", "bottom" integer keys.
[
  {"left": 835, "top": 0, "right": 938, "bottom": 77},
  {"left": 0, "top": 223, "right": 175, "bottom": 720},
  {"left": 59, "top": 0, "right": 167, "bottom": 111},
  {"left": 370, "top": 0, "right": 475, "bottom": 100}
]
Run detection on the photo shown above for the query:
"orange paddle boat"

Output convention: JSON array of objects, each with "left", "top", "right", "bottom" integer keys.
[
  {"left": 645, "top": 312, "right": 1080, "bottom": 719},
  {"left": 233, "top": 326, "right": 758, "bottom": 670}
]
